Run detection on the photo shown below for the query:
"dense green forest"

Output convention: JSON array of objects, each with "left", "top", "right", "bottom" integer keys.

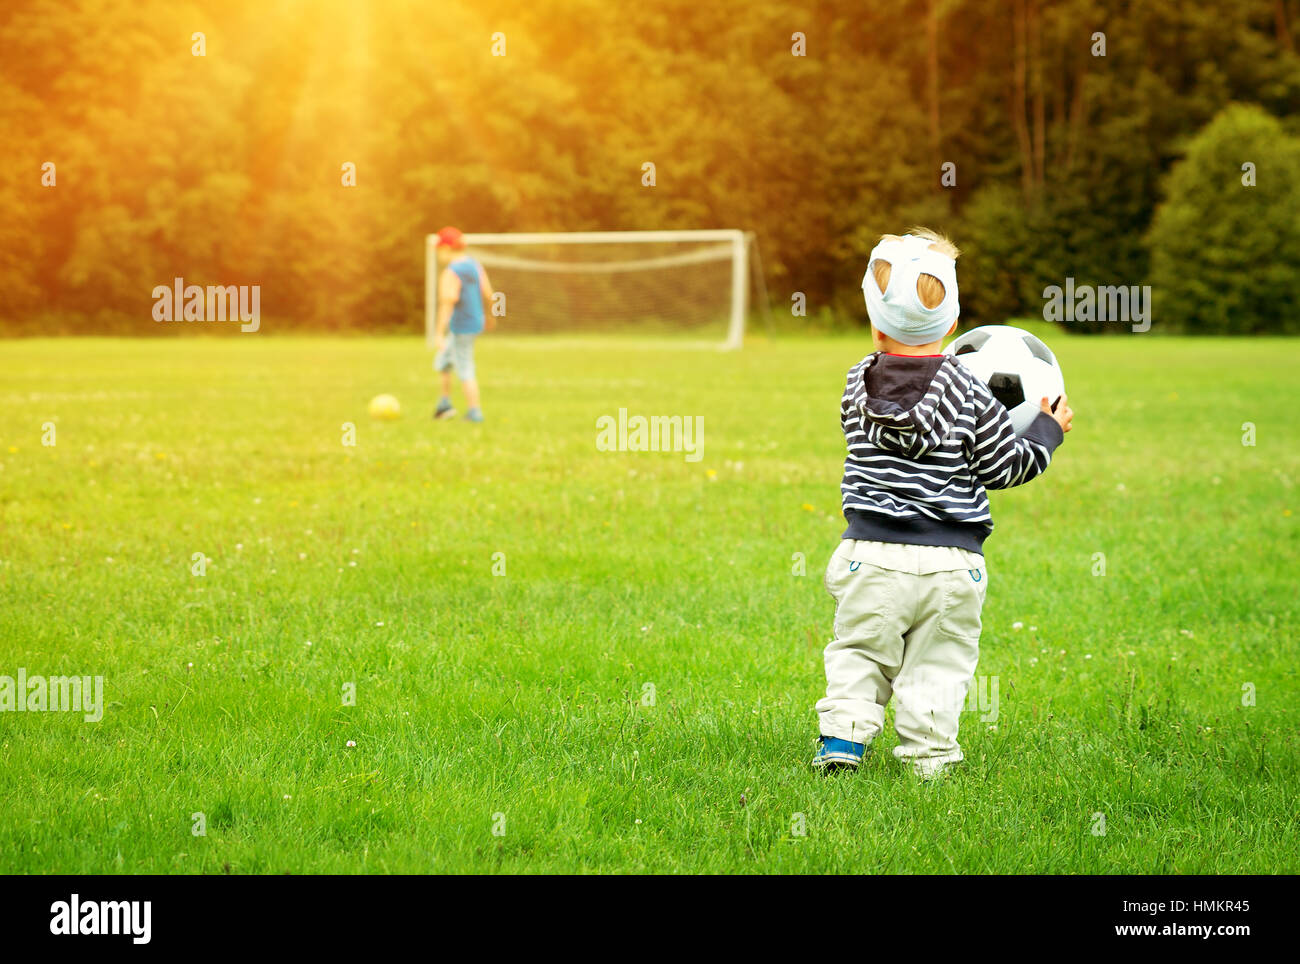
[{"left": 1, "top": 0, "right": 1297, "bottom": 334}]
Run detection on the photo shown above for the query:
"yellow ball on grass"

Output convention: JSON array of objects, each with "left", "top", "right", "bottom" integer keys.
[{"left": 368, "top": 394, "right": 401, "bottom": 420}]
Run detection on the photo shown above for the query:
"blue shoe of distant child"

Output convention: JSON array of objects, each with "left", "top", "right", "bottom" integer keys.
[
  {"left": 464, "top": 407, "right": 484, "bottom": 423},
  {"left": 812, "top": 735, "right": 865, "bottom": 771},
  {"left": 433, "top": 398, "right": 457, "bottom": 420}
]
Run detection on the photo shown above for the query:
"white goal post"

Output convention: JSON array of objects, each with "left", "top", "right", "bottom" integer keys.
[{"left": 425, "top": 230, "right": 755, "bottom": 349}]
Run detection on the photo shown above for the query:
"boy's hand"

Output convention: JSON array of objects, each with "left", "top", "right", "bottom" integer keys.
[{"left": 1042, "top": 394, "right": 1073, "bottom": 433}]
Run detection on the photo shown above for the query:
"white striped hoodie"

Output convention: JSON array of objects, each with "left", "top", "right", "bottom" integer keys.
[{"left": 839, "top": 352, "right": 1064, "bottom": 553}]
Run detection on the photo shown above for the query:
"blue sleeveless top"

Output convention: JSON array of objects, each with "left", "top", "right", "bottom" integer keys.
[{"left": 448, "top": 257, "right": 485, "bottom": 334}]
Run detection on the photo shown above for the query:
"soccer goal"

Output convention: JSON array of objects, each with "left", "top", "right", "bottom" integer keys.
[{"left": 424, "top": 230, "right": 762, "bottom": 349}]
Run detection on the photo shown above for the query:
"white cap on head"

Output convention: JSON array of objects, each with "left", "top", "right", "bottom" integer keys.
[{"left": 861, "top": 234, "right": 960, "bottom": 346}]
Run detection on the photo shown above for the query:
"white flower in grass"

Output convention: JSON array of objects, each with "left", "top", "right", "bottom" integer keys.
[
  {"left": 375, "top": 621, "right": 385, "bottom": 627},
  {"left": 1012, "top": 621, "right": 1023, "bottom": 630},
  {"left": 346, "top": 740, "right": 356, "bottom": 748}
]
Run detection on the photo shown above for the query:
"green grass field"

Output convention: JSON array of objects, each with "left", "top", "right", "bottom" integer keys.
[{"left": 0, "top": 330, "right": 1296, "bottom": 874}]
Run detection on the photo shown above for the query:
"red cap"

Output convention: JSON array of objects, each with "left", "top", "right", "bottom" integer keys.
[{"left": 435, "top": 226, "right": 466, "bottom": 249}]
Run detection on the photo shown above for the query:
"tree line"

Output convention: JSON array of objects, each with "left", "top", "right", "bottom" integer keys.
[{"left": 1, "top": 0, "right": 1297, "bottom": 335}]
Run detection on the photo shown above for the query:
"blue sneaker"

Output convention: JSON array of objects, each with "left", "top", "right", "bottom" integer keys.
[
  {"left": 812, "top": 735, "right": 865, "bottom": 771},
  {"left": 464, "top": 407, "right": 484, "bottom": 423},
  {"left": 433, "top": 398, "right": 456, "bottom": 420}
]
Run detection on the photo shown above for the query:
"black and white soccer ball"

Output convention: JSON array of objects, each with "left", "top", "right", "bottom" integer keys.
[{"left": 946, "top": 325, "right": 1065, "bottom": 436}]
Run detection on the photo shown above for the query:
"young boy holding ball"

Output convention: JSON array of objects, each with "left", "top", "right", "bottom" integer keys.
[{"left": 813, "top": 228, "right": 1074, "bottom": 778}]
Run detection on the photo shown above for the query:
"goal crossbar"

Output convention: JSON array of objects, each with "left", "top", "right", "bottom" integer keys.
[{"left": 466, "top": 244, "right": 734, "bottom": 274}]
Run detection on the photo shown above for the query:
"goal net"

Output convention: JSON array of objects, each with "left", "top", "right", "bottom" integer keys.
[{"left": 425, "top": 230, "right": 757, "bottom": 349}]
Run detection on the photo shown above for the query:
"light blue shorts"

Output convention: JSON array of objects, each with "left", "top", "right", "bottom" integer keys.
[{"left": 434, "top": 333, "right": 477, "bottom": 381}]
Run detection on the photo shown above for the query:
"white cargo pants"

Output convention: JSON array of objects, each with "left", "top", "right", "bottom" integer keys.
[{"left": 816, "top": 539, "right": 987, "bottom": 768}]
